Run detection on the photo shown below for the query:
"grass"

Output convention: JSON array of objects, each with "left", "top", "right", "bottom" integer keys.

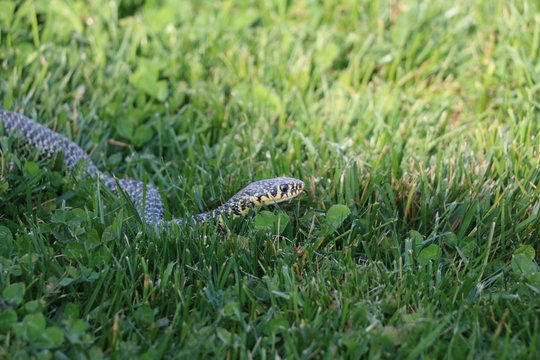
[{"left": 0, "top": 0, "right": 539, "bottom": 358}]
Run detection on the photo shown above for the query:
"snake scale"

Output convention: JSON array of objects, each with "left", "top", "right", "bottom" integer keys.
[{"left": 0, "top": 110, "right": 305, "bottom": 227}]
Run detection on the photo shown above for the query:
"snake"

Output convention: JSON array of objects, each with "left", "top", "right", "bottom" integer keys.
[{"left": 0, "top": 110, "right": 305, "bottom": 227}]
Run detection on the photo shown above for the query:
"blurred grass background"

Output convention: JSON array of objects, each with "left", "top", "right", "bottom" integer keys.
[{"left": 0, "top": 0, "right": 539, "bottom": 358}]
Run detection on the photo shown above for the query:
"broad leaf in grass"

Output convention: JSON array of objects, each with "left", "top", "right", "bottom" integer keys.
[
  {"left": 2, "top": 282, "right": 25, "bottom": 305},
  {"left": 23, "top": 161, "right": 40, "bottom": 177},
  {"left": 254, "top": 211, "right": 290, "bottom": 235},
  {"left": 133, "top": 124, "right": 155, "bottom": 147},
  {"left": 0, "top": 308, "right": 17, "bottom": 333},
  {"left": 326, "top": 204, "right": 351, "bottom": 228},
  {"left": 34, "top": 327, "right": 64, "bottom": 349},
  {"left": 254, "top": 211, "right": 276, "bottom": 231},
  {"left": 273, "top": 213, "right": 290, "bottom": 235},
  {"left": 409, "top": 230, "right": 424, "bottom": 246},
  {"left": 527, "top": 272, "right": 540, "bottom": 288},
  {"left": 13, "top": 313, "right": 45, "bottom": 341},
  {"left": 134, "top": 305, "right": 154, "bottom": 325},
  {"left": 445, "top": 233, "right": 458, "bottom": 247},
  {"left": 514, "top": 245, "right": 535, "bottom": 260},
  {"left": 418, "top": 244, "right": 442, "bottom": 265},
  {"left": 101, "top": 226, "right": 117, "bottom": 242},
  {"left": 65, "top": 318, "right": 91, "bottom": 344},
  {"left": 511, "top": 254, "right": 538, "bottom": 277},
  {"left": 0, "top": 226, "right": 13, "bottom": 255},
  {"left": 24, "top": 300, "right": 44, "bottom": 313},
  {"left": 129, "top": 59, "right": 168, "bottom": 101}
]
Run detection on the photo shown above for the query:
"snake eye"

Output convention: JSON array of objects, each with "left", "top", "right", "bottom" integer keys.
[{"left": 279, "top": 184, "right": 289, "bottom": 193}]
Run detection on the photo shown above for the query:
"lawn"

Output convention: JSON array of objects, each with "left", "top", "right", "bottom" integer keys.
[{"left": 0, "top": 0, "right": 539, "bottom": 358}]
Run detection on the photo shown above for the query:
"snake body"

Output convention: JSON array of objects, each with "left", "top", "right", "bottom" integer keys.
[{"left": 0, "top": 110, "right": 305, "bottom": 226}]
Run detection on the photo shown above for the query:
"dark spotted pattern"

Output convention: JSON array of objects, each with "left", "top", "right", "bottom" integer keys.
[
  {"left": 168, "top": 177, "right": 305, "bottom": 226},
  {"left": 1, "top": 110, "right": 305, "bottom": 227}
]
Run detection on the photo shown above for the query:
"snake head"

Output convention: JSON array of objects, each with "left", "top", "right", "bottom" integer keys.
[
  {"left": 221, "top": 176, "right": 305, "bottom": 216},
  {"left": 245, "top": 176, "right": 306, "bottom": 206}
]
